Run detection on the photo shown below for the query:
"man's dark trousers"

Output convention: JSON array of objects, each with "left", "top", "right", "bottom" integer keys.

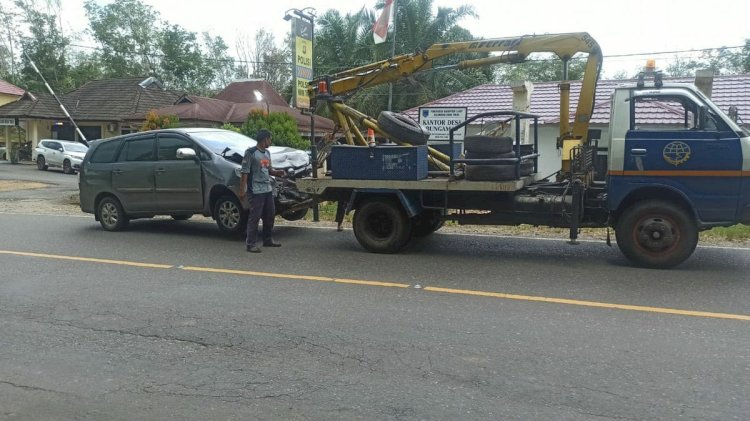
[{"left": 246, "top": 192, "right": 275, "bottom": 247}]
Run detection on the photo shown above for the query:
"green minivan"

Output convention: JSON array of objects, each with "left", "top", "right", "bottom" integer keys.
[{"left": 79, "top": 128, "right": 312, "bottom": 234}]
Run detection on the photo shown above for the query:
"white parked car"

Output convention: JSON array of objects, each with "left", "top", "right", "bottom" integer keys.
[{"left": 35, "top": 140, "right": 88, "bottom": 174}]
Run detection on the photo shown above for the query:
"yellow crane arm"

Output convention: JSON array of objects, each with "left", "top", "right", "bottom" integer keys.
[{"left": 310, "top": 32, "right": 602, "bottom": 143}]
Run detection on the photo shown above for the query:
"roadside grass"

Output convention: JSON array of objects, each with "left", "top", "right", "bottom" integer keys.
[{"left": 702, "top": 224, "right": 750, "bottom": 242}]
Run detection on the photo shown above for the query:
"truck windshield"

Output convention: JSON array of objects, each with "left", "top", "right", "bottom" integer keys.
[{"left": 692, "top": 89, "right": 748, "bottom": 135}]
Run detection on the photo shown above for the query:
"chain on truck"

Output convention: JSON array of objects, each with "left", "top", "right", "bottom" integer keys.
[{"left": 296, "top": 32, "right": 750, "bottom": 269}]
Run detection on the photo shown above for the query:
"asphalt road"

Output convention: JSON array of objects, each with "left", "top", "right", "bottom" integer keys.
[{"left": 1, "top": 210, "right": 749, "bottom": 420}]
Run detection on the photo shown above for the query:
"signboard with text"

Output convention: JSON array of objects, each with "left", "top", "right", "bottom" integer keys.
[
  {"left": 292, "top": 17, "right": 313, "bottom": 109},
  {"left": 418, "top": 107, "right": 467, "bottom": 141}
]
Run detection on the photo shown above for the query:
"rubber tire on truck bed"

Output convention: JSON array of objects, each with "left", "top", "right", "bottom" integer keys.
[
  {"left": 464, "top": 136, "right": 513, "bottom": 154},
  {"left": 465, "top": 164, "right": 516, "bottom": 181},
  {"left": 521, "top": 160, "right": 534, "bottom": 176},
  {"left": 377, "top": 111, "right": 430, "bottom": 145},
  {"left": 464, "top": 151, "right": 515, "bottom": 160}
]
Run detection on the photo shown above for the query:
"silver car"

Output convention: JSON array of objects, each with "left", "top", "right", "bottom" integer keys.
[
  {"left": 35, "top": 139, "right": 88, "bottom": 174},
  {"left": 78, "top": 128, "right": 312, "bottom": 234}
]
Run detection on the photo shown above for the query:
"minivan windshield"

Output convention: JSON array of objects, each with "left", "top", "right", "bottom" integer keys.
[
  {"left": 188, "top": 130, "right": 257, "bottom": 154},
  {"left": 63, "top": 143, "right": 88, "bottom": 153}
]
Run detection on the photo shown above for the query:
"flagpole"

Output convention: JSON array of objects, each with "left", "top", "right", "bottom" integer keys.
[{"left": 387, "top": 0, "right": 397, "bottom": 111}]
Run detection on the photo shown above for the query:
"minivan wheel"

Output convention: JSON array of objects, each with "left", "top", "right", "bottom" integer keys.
[
  {"left": 214, "top": 194, "right": 247, "bottom": 235},
  {"left": 37, "top": 155, "right": 48, "bottom": 171},
  {"left": 98, "top": 196, "right": 129, "bottom": 231}
]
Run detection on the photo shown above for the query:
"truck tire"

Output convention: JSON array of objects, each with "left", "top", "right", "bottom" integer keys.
[
  {"left": 411, "top": 210, "right": 444, "bottom": 237},
  {"left": 353, "top": 198, "right": 412, "bottom": 253},
  {"left": 464, "top": 136, "right": 513, "bottom": 154},
  {"left": 377, "top": 111, "right": 430, "bottom": 145},
  {"left": 520, "top": 160, "right": 535, "bottom": 176},
  {"left": 465, "top": 164, "right": 516, "bottom": 181},
  {"left": 214, "top": 194, "right": 248, "bottom": 236},
  {"left": 615, "top": 200, "right": 698, "bottom": 269}
]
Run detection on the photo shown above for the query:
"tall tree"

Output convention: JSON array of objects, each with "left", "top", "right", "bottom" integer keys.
[
  {"left": 158, "top": 24, "right": 208, "bottom": 92},
  {"left": 15, "top": 0, "right": 70, "bottom": 92},
  {"left": 313, "top": 0, "right": 490, "bottom": 114},
  {"left": 495, "top": 56, "right": 588, "bottom": 83},
  {"left": 84, "top": 0, "right": 161, "bottom": 78}
]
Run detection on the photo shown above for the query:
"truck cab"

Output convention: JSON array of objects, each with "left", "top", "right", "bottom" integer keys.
[{"left": 605, "top": 76, "right": 750, "bottom": 266}]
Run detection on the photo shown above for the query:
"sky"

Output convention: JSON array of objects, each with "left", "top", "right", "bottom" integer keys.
[{"left": 57, "top": 0, "right": 750, "bottom": 79}]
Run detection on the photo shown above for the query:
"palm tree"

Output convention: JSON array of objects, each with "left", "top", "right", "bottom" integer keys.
[{"left": 313, "top": 0, "right": 492, "bottom": 114}]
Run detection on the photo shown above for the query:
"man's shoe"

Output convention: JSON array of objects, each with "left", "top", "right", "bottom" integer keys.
[
  {"left": 263, "top": 242, "right": 281, "bottom": 247},
  {"left": 247, "top": 246, "right": 261, "bottom": 253}
]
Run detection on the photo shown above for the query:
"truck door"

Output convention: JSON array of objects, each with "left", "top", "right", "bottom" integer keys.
[
  {"left": 155, "top": 133, "right": 203, "bottom": 212},
  {"left": 617, "top": 90, "right": 742, "bottom": 222},
  {"left": 112, "top": 134, "right": 157, "bottom": 213}
]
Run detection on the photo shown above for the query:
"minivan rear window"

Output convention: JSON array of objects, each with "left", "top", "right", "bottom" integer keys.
[{"left": 89, "top": 139, "right": 123, "bottom": 163}]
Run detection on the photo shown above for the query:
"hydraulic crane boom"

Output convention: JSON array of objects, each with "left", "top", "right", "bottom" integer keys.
[{"left": 310, "top": 32, "right": 602, "bottom": 157}]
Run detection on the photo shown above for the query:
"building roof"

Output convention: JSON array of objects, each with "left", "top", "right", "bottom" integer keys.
[
  {"left": 0, "top": 77, "right": 181, "bottom": 121},
  {"left": 404, "top": 74, "right": 750, "bottom": 126},
  {"left": 0, "top": 79, "right": 24, "bottom": 96},
  {"left": 214, "top": 80, "right": 290, "bottom": 106},
  {"left": 126, "top": 94, "right": 336, "bottom": 132}
]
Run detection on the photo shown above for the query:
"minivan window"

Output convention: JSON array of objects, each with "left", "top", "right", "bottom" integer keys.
[
  {"left": 158, "top": 135, "right": 194, "bottom": 160},
  {"left": 121, "top": 137, "right": 156, "bottom": 162},
  {"left": 89, "top": 140, "right": 123, "bottom": 163}
]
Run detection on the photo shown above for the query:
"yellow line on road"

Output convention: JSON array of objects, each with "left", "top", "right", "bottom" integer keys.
[
  {"left": 2, "top": 249, "right": 749, "bottom": 321},
  {"left": 181, "top": 266, "right": 409, "bottom": 288},
  {"left": 0, "top": 250, "right": 173, "bottom": 269},
  {"left": 424, "top": 286, "right": 750, "bottom": 321}
]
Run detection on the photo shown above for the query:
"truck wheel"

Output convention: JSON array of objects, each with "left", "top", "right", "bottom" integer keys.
[
  {"left": 615, "top": 201, "right": 698, "bottom": 268},
  {"left": 377, "top": 111, "right": 430, "bottom": 145},
  {"left": 214, "top": 194, "right": 248, "bottom": 236},
  {"left": 412, "top": 210, "right": 444, "bottom": 237},
  {"left": 281, "top": 208, "right": 308, "bottom": 221},
  {"left": 464, "top": 136, "right": 513, "bottom": 154},
  {"left": 353, "top": 198, "right": 412, "bottom": 253},
  {"left": 97, "top": 196, "right": 129, "bottom": 231}
]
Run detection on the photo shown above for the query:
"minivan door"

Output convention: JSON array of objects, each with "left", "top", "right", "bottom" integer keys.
[
  {"left": 155, "top": 133, "right": 204, "bottom": 212},
  {"left": 111, "top": 135, "right": 157, "bottom": 213}
]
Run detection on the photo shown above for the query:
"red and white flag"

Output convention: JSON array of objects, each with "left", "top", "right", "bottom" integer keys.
[{"left": 373, "top": 0, "right": 394, "bottom": 44}]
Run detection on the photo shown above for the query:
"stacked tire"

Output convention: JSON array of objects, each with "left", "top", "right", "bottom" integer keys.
[{"left": 463, "top": 136, "right": 534, "bottom": 181}]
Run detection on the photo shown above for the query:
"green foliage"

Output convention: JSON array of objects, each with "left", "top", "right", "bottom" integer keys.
[
  {"left": 313, "top": 0, "right": 490, "bottom": 114},
  {"left": 702, "top": 224, "right": 750, "bottom": 242},
  {"left": 665, "top": 47, "right": 746, "bottom": 77},
  {"left": 141, "top": 110, "right": 180, "bottom": 131},
  {"left": 241, "top": 110, "right": 310, "bottom": 150},
  {"left": 220, "top": 123, "right": 241, "bottom": 133},
  {"left": 15, "top": 0, "right": 71, "bottom": 92},
  {"left": 495, "top": 55, "right": 588, "bottom": 83}
]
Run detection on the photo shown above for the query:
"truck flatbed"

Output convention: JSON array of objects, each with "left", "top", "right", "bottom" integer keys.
[{"left": 296, "top": 175, "right": 539, "bottom": 195}]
